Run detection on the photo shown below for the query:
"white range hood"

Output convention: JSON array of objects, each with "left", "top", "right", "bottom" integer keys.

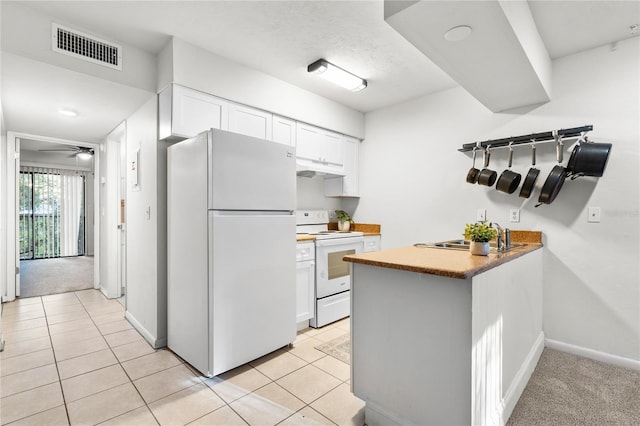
[{"left": 296, "top": 158, "right": 346, "bottom": 178}]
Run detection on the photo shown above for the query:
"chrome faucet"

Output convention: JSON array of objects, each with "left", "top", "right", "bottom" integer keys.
[{"left": 490, "top": 222, "right": 510, "bottom": 252}]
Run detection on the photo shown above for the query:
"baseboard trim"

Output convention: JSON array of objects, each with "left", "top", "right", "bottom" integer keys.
[
  {"left": 124, "top": 311, "right": 165, "bottom": 349},
  {"left": 99, "top": 286, "right": 109, "bottom": 299},
  {"left": 545, "top": 339, "right": 640, "bottom": 371},
  {"left": 501, "top": 331, "right": 545, "bottom": 423}
]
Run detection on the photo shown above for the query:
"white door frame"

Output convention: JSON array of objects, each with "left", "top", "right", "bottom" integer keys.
[{"left": 5, "top": 131, "right": 101, "bottom": 301}]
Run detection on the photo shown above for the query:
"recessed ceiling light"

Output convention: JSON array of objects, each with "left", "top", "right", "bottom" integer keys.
[
  {"left": 58, "top": 109, "right": 77, "bottom": 117},
  {"left": 444, "top": 25, "right": 473, "bottom": 42}
]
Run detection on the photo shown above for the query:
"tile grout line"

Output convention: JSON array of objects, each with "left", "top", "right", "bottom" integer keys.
[
  {"left": 42, "top": 294, "right": 73, "bottom": 426},
  {"left": 75, "top": 290, "right": 165, "bottom": 426}
]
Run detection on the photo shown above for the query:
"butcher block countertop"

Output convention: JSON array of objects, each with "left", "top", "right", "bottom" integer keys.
[{"left": 344, "top": 231, "right": 542, "bottom": 280}]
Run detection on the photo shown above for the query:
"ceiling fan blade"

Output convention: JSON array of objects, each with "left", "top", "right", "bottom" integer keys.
[{"left": 38, "top": 148, "right": 79, "bottom": 152}]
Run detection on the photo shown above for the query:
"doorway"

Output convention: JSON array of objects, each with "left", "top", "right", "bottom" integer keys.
[{"left": 17, "top": 138, "right": 97, "bottom": 298}]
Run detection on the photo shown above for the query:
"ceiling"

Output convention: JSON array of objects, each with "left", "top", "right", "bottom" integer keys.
[{"left": 1, "top": 1, "right": 638, "bottom": 144}]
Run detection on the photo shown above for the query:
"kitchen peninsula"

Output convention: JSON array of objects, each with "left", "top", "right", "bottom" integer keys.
[{"left": 344, "top": 233, "right": 543, "bottom": 426}]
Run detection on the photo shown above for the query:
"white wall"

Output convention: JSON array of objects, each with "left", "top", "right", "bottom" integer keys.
[
  {"left": 163, "top": 38, "right": 365, "bottom": 139},
  {"left": 124, "top": 96, "right": 167, "bottom": 347},
  {"left": 296, "top": 176, "right": 343, "bottom": 214},
  {"left": 356, "top": 38, "right": 639, "bottom": 362}
]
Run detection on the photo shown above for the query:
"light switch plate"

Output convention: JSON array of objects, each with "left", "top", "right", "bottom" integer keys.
[
  {"left": 477, "top": 209, "right": 486, "bottom": 222},
  {"left": 588, "top": 206, "right": 601, "bottom": 223},
  {"left": 510, "top": 209, "right": 520, "bottom": 223}
]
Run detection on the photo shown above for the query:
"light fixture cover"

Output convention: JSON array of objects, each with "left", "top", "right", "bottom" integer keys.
[
  {"left": 308, "top": 59, "right": 367, "bottom": 92},
  {"left": 77, "top": 151, "right": 93, "bottom": 160},
  {"left": 58, "top": 108, "right": 77, "bottom": 117},
  {"left": 444, "top": 25, "right": 472, "bottom": 42}
]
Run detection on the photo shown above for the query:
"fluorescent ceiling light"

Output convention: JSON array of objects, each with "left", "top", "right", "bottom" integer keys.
[
  {"left": 77, "top": 151, "right": 93, "bottom": 160},
  {"left": 58, "top": 108, "right": 77, "bottom": 117},
  {"left": 308, "top": 59, "right": 367, "bottom": 92}
]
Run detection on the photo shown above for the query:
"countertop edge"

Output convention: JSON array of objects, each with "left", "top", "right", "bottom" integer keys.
[{"left": 344, "top": 243, "right": 543, "bottom": 279}]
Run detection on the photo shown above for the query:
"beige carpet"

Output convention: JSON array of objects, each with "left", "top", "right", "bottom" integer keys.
[
  {"left": 508, "top": 348, "right": 640, "bottom": 425},
  {"left": 19, "top": 256, "right": 94, "bottom": 298},
  {"left": 316, "top": 334, "right": 351, "bottom": 364}
]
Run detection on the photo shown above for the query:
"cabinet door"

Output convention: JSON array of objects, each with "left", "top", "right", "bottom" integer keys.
[
  {"left": 295, "top": 123, "right": 323, "bottom": 161},
  {"left": 228, "top": 103, "right": 273, "bottom": 140},
  {"left": 172, "top": 85, "right": 229, "bottom": 138},
  {"left": 296, "top": 260, "right": 315, "bottom": 323},
  {"left": 321, "top": 130, "right": 343, "bottom": 166},
  {"left": 272, "top": 115, "right": 296, "bottom": 146},
  {"left": 325, "top": 136, "right": 359, "bottom": 197}
]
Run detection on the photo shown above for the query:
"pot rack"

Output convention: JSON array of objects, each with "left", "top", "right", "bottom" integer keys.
[{"left": 458, "top": 125, "right": 593, "bottom": 152}]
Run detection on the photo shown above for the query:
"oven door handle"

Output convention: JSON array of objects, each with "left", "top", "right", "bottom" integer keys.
[{"left": 315, "top": 236, "right": 364, "bottom": 247}]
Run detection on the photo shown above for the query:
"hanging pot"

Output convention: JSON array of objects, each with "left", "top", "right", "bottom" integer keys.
[
  {"left": 496, "top": 143, "right": 522, "bottom": 194},
  {"left": 537, "top": 165, "right": 567, "bottom": 206},
  {"left": 567, "top": 141, "right": 612, "bottom": 178},
  {"left": 519, "top": 142, "right": 540, "bottom": 199},
  {"left": 536, "top": 137, "right": 567, "bottom": 206},
  {"left": 477, "top": 146, "right": 497, "bottom": 187},
  {"left": 466, "top": 147, "right": 480, "bottom": 184}
]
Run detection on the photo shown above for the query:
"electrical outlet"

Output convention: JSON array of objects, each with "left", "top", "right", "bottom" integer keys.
[
  {"left": 477, "top": 209, "right": 487, "bottom": 222},
  {"left": 510, "top": 209, "right": 520, "bottom": 223},
  {"left": 587, "top": 206, "right": 601, "bottom": 223}
]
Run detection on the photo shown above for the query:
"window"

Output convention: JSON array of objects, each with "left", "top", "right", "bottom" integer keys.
[{"left": 19, "top": 167, "right": 86, "bottom": 260}]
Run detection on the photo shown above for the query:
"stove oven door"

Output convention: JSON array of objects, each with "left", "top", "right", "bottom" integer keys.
[{"left": 315, "top": 236, "right": 364, "bottom": 298}]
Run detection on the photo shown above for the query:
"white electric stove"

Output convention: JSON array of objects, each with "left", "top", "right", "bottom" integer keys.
[
  {"left": 296, "top": 210, "right": 364, "bottom": 327},
  {"left": 296, "top": 210, "right": 364, "bottom": 239}
]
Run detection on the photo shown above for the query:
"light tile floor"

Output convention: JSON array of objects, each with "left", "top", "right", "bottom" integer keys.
[{"left": 1, "top": 290, "right": 364, "bottom": 426}]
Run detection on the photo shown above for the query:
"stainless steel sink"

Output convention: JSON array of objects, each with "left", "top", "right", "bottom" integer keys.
[{"left": 415, "top": 239, "right": 526, "bottom": 253}]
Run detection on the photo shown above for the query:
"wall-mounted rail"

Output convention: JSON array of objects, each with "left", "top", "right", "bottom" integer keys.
[{"left": 458, "top": 125, "right": 593, "bottom": 152}]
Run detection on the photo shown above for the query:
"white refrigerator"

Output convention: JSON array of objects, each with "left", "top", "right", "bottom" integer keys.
[{"left": 167, "top": 129, "right": 296, "bottom": 377}]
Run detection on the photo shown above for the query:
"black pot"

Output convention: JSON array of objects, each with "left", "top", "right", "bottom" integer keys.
[
  {"left": 496, "top": 169, "right": 522, "bottom": 194},
  {"left": 466, "top": 148, "right": 480, "bottom": 183},
  {"left": 537, "top": 165, "right": 567, "bottom": 206},
  {"left": 477, "top": 146, "right": 497, "bottom": 187},
  {"left": 519, "top": 144, "right": 539, "bottom": 199},
  {"left": 496, "top": 148, "right": 521, "bottom": 194},
  {"left": 478, "top": 168, "right": 497, "bottom": 186},
  {"left": 466, "top": 168, "right": 480, "bottom": 183},
  {"left": 567, "top": 142, "right": 612, "bottom": 177},
  {"left": 519, "top": 168, "right": 540, "bottom": 198}
]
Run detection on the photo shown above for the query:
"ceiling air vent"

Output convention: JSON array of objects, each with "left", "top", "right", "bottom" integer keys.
[{"left": 52, "top": 23, "right": 122, "bottom": 70}]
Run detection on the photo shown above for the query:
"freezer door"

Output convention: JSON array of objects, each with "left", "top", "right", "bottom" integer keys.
[
  {"left": 209, "top": 211, "right": 296, "bottom": 376},
  {"left": 208, "top": 129, "right": 296, "bottom": 211}
]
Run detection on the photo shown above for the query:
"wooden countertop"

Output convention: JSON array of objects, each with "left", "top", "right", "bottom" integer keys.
[
  {"left": 297, "top": 223, "right": 381, "bottom": 241},
  {"left": 344, "top": 231, "right": 542, "bottom": 280}
]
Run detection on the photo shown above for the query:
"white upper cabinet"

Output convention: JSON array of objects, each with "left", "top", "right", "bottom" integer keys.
[
  {"left": 159, "top": 84, "right": 229, "bottom": 141},
  {"left": 228, "top": 102, "right": 273, "bottom": 141},
  {"left": 325, "top": 136, "right": 359, "bottom": 197},
  {"left": 322, "top": 130, "right": 343, "bottom": 166},
  {"left": 296, "top": 123, "right": 343, "bottom": 166},
  {"left": 272, "top": 115, "right": 296, "bottom": 146}
]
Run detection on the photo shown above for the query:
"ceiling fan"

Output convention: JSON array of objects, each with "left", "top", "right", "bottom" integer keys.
[{"left": 38, "top": 145, "right": 94, "bottom": 159}]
